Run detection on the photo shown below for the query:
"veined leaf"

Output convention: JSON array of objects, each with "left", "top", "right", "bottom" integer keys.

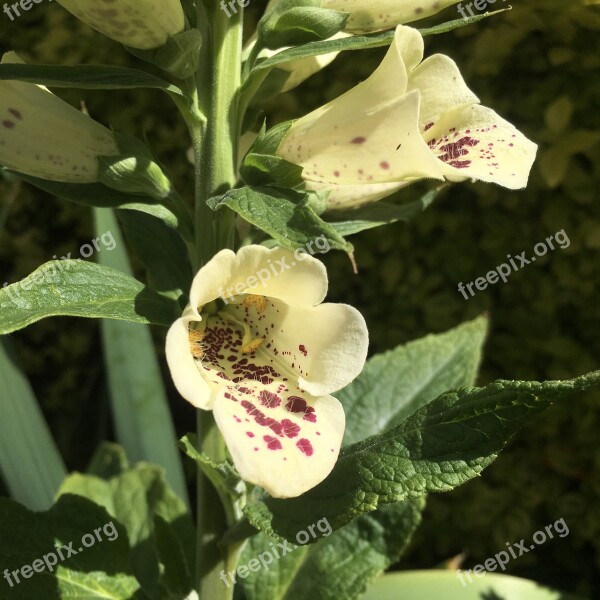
[
  {"left": 0, "top": 63, "right": 184, "bottom": 96},
  {"left": 243, "top": 371, "right": 600, "bottom": 542},
  {"left": 0, "top": 261, "right": 179, "bottom": 334}
]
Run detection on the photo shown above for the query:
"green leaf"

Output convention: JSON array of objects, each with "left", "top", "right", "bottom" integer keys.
[
  {"left": 95, "top": 208, "right": 189, "bottom": 507},
  {"left": 153, "top": 515, "right": 193, "bottom": 599},
  {"left": 327, "top": 187, "right": 442, "bottom": 237},
  {"left": 179, "top": 434, "right": 245, "bottom": 520},
  {"left": 361, "top": 571, "right": 584, "bottom": 600},
  {"left": 6, "top": 173, "right": 180, "bottom": 230},
  {"left": 86, "top": 442, "right": 131, "bottom": 480},
  {"left": 127, "top": 29, "right": 204, "bottom": 80},
  {"left": 258, "top": 0, "right": 348, "bottom": 49},
  {"left": 239, "top": 121, "right": 304, "bottom": 188},
  {"left": 57, "top": 462, "right": 195, "bottom": 598},
  {"left": 0, "top": 337, "right": 67, "bottom": 511},
  {"left": 116, "top": 210, "right": 193, "bottom": 299},
  {"left": 0, "top": 260, "right": 179, "bottom": 334},
  {"left": 340, "top": 316, "right": 488, "bottom": 446},
  {"left": 243, "top": 371, "right": 600, "bottom": 542},
  {"left": 0, "top": 494, "right": 142, "bottom": 599},
  {"left": 208, "top": 187, "right": 353, "bottom": 254},
  {"left": 239, "top": 498, "right": 425, "bottom": 600},
  {"left": 248, "top": 11, "right": 507, "bottom": 76},
  {"left": 0, "top": 63, "right": 184, "bottom": 96}
]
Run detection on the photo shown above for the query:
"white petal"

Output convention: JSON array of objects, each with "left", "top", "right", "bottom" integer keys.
[
  {"left": 165, "top": 308, "right": 213, "bottom": 410},
  {"left": 278, "top": 27, "right": 444, "bottom": 197},
  {"left": 189, "top": 246, "right": 328, "bottom": 310},
  {"left": 321, "top": 0, "right": 462, "bottom": 32},
  {"left": 55, "top": 0, "right": 185, "bottom": 49},
  {"left": 0, "top": 54, "right": 118, "bottom": 183},
  {"left": 227, "top": 298, "right": 369, "bottom": 397},
  {"left": 408, "top": 54, "right": 480, "bottom": 130},
  {"left": 255, "top": 32, "right": 350, "bottom": 93},
  {"left": 280, "top": 89, "right": 444, "bottom": 187},
  {"left": 212, "top": 385, "right": 345, "bottom": 498},
  {"left": 307, "top": 179, "right": 406, "bottom": 210},
  {"left": 424, "top": 104, "right": 538, "bottom": 189}
]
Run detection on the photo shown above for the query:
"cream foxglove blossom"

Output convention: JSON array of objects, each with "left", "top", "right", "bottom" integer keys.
[
  {"left": 277, "top": 25, "right": 538, "bottom": 209},
  {"left": 321, "top": 0, "right": 463, "bottom": 32},
  {"left": 0, "top": 52, "right": 119, "bottom": 183},
  {"left": 166, "top": 246, "right": 368, "bottom": 498},
  {"left": 55, "top": 0, "right": 185, "bottom": 50}
]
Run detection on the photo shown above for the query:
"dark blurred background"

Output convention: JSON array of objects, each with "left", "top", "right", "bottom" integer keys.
[{"left": 1, "top": 0, "right": 599, "bottom": 597}]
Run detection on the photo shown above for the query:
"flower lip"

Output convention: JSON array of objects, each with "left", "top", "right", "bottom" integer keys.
[
  {"left": 277, "top": 24, "right": 538, "bottom": 209},
  {"left": 166, "top": 245, "right": 369, "bottom": 497}
]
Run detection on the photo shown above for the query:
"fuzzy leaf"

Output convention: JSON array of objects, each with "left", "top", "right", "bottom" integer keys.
[
  {"left": 0, "top": 261, "right": 179, "bottom": 333},
  {"left": 243, "top": 371, "right": 600, "bottom": 542}
]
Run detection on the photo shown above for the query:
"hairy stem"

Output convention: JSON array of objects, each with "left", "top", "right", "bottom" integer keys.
[{"left": 191, "top": 1, "right": 244, "bottom": 598}]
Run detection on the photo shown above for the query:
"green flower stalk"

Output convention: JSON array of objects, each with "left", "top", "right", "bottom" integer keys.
[{"left": 55, "top": 0, "right": 186, "bottom": 50}]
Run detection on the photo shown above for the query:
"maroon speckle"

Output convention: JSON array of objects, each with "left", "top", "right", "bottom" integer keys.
[
  {"left": 281, "top": 419, "right": 301, "bottom": 438},
  {"left": 430, "top": 135, "right": 480, "bottom": 169},
  {"left": 351, "top": 136, "right": 367, "bottom": 144},
  {"left": 380, "top": 161, "right": 390, "bottom": 170},
  {"left": 296, "top": 438, "right": 314, "bottom": 456},
  {"left": 334, "top": 170, "right": 340, "bottom": 177},
  {"left": 299, "top": 344, "right": 307, "bottom": 357},
  {"left": 246, "top": 431, "right": 255, "bottom": 438},
  {"left": 2, "top": 120, "right": 15, "bottom": 129},
  {"left": 264, "top": 435, "right": 282, "bottom": 451},
  {"left": 303, "top": 407, "right": 317, "bottom": 423},
  {"left": 286, "top": 396, "right": 308, "bottom": 413},
  {"left": 259, "top": 390, "right": 281, "bottom": 408},
  {"left": 8, "top": 109, "right": 22, "bottom": 120}
]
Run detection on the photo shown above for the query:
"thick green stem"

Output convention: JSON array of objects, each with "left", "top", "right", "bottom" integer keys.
[
  {"left": 194, "top": 0, "right": 243, "bottom": 269},
  {"left": 191, "top": 1, "right": 244, "bottom": 598}
]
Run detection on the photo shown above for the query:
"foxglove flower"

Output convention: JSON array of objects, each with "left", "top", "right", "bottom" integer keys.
[
  {"left": 0, "top": 52, "right": 119, "bottom": 183},
  {"left": 321, "top": 0, "right": 462, "bottom": 32},
  {"left": 55, "top": 0, "right": 185, "bottom": 50},
  {"left": 277, "top": 25, "right": 537, "bottom": 209},
  {"left": 166, "top": 246, "right": 368, "bottom": 498}
]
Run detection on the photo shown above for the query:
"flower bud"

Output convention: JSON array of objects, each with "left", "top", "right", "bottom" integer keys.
[
  {"left": 0, "top": 53, "right": 119, "bottom": 184},
  {"left": 55, "top": 0, "right": 185, "bottom": 50},
  {"left": 321, "top": 0, "right": 462, "bottom": 32}
]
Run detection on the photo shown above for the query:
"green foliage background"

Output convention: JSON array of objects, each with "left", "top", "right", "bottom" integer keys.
[{"left": 0, "top": 0, "right": 599, "bottom": 597}]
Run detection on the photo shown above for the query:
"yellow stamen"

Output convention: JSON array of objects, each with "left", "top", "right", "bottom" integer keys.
[
  {"left": 241, "top": 337, "right": 264, "bottom": 354},
  {"left": 243, "top": 294, "right": 268, "bottom": 314},
  {"left": 189, "top": 327, "right": 206, "bottom": 359}
]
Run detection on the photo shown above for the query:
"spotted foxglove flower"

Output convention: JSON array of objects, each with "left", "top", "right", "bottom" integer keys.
[
  {"left": 166, "top": 246, "right": 368, "bottom": 498},
  {"left": 277, "top": 25, "right": 537, "bottom": 210},
  {"left": 55, "top": 0, "right": 185, "bottom": 50},
  {"left": 321, "top": 0, "right": 462, "bottom": 32},
  {"left": 0, "top": 52, "right": 119, "bottom": 183}
]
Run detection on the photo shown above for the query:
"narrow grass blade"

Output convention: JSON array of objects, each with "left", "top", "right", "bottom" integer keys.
[
  {"left": 0, "top": 337, "right": 67, "bottom": 510},
  {"left": 94, "top": 207, "right": 189, "bottom": 507}
]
